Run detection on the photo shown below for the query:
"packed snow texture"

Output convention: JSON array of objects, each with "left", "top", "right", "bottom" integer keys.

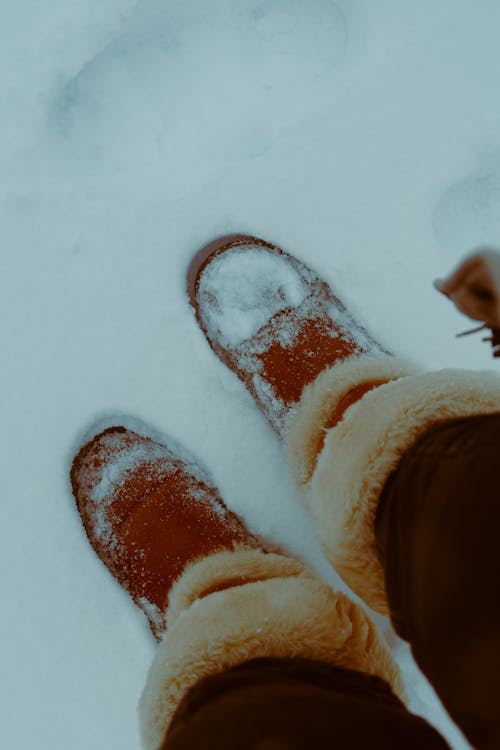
[
  {"left": 2, "top": 1, "right": 499, "bottom": 748},
  {"left": 85, "top": 429, "right": 223, "bottom": 549},
  {"left": 198, "top": 245, "right": 310, "bottom": 347}
]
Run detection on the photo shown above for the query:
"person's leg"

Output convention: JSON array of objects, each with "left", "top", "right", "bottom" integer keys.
[
  {"left": 187, "top": 235, "right": 500, "bottom": 747},
  {"left": 287, "top": 361, "right": 500, "bottom": 749},
  {"left": 161, "top": 658, "right": 450, "bottom": 750},
  {"left": 70, "top": 424, "right": 405, "bottom": 750},
  {"left": 375, "top": 412, "right": 500, "bottom": 750},
  {"left": 138, "top": 543, "right": 405, "bottom": 749},
  {"left": 287, "top": 370, "right": 500, "bottom": 749}
]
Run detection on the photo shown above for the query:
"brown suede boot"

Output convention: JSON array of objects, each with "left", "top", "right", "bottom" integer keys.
[
  {"left": 187, "top": 234, "right": 392, "bottom": 436},
  {"left": 71, "top": 426, "right": 262, "bottom": 638},
  {"left": 71, "top": 424, "right": 405, "bottom": 750}
]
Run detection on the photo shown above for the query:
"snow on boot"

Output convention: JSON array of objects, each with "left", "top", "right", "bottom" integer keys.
[
  {"left": 70, "top": 426, "right": 261, "bottom": 638},
  {"left": 187, "top": 234, "right": 390, "bottom": 436}
]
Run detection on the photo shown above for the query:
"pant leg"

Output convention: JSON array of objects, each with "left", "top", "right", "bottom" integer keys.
[
  {"left": 375, "top": 412, "right": 500, "bottom": 750},
  {"left": 138, "top": 548, "right": 404, "bottom": 749},
  {"left": 162, "top": 658, "right": 450, "bottom": 750}
]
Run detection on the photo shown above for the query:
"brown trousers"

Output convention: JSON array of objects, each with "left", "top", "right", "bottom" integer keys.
[{"left": 162, "top": 413, "right": 500, "bottom": 750}]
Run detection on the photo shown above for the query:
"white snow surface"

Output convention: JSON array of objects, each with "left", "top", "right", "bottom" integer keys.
[{"left": 3, "top": 1, "right": 500, "bottom": 748}]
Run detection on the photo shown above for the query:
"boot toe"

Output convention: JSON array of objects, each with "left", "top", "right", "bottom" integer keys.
[
  {"left": 71, "top": 427, "right": 178, "bottom": 548},
  {"left": 197, "top": 242, "right": 309, "bottom": 348}
]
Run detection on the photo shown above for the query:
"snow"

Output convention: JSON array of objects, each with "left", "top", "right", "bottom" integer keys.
[
  {"left": 138, "top": 598, "right": 165, "bottom": 637},
  {"left": 2, "top": 1, "right": 499, "bottom": 748},
  {"left": 90, "top": 441, "right": 176, "bottom": 505},
  {"left": 198, "top": 246, "right": 309, "bottom": 347},
  {"left": 85, "top": 429, "right": 225, "bottom": 548}
]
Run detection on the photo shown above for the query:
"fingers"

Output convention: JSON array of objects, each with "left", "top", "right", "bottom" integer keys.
[
  {"left": 449, "top": 287, "right": 488, "bottom": 322},
  {"left": 442, "top": 285, "right": 499, "bottom": 326},
  {"left": 435, "top": 249, "right": 500, "bottom": 331},
  {"left": 433, "top": 278, "right": 448, "bottom": 296},
  {"left": 436, "top": 253, "right": 483, "bottom": 295}
]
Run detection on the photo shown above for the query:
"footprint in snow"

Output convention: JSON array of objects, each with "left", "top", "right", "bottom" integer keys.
[
  {"left": 248, "top": 0, "right": 348, "bottom": 87},
  {"left": 433, "top": 170, "right": 500, "bottom": 254}
]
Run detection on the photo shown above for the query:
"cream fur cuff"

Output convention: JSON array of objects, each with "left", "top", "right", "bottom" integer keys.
[
  {"left": 138, "top": 547, "right": 403, "bottom": 750},
  {"left": 287, "top": 353, "right": 500, "bottom": 613}
]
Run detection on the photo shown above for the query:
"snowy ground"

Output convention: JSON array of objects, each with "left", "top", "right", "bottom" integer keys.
[{"left": 3, "top": 1, "right": 500, "bottom": 747}]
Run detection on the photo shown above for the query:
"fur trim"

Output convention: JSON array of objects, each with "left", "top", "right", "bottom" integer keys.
[
  {"left": 287, "top": 354, "right": 423, "bottom": 488},
  {"left": 166, "top": 547, "right": 305, "bottom": 627},
  {"left": 139, "top": 548, "right": 403, "bottom": 750},
  {"left": 288, "top": 354, "right": 500, "bottom": 613}
]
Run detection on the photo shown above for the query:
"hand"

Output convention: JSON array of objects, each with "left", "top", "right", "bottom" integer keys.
[{"left": 434, "top": 248, "right": 500, "bottom": 329}]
